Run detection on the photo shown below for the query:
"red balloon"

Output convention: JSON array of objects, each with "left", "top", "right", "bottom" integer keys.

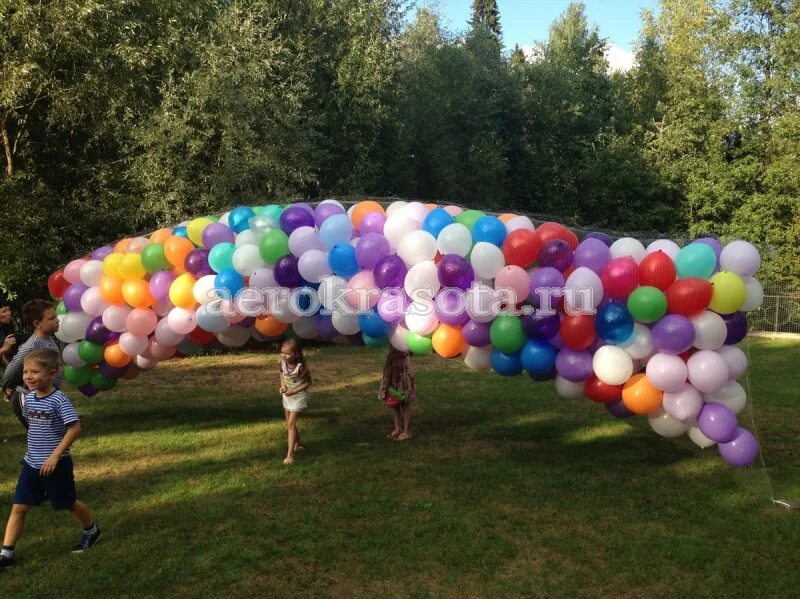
[
  {"left": 585, "top": 375, "right": 623, "bottom": 403},
  {"left": 502, "top": 229, "right": 542, "bottom": 268},
  {"left": 187, "top": 327, "right": 215, "bottom": 345},
  {"left": 600, "top": 257, "right": 639, "bottom": 300},
  {"left": 666, "top": 278, "right": 712, "bottom": 317},
  {"left": 534, "top": 223, "right": 570, "bottom": 247},
  {"left": 560, "top": 315, "right": 597, "bottom": 350},
  {"left": 639, "top": 251, "right": 676, "bottom": 291},
  {"left": 47, "top": 269, "right": 70, "bottom": 299},
  {"left": 563, "top": 228, "right": 579, "bottom": 250}
]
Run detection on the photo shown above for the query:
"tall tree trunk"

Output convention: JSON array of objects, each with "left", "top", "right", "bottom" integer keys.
[{"left": 1, "top": 118, "right": 13, "bottom": 179}]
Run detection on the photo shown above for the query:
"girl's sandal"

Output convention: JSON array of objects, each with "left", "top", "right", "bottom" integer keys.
[{"left": 387, "top": 430, "right": 402, "bottom": 439}]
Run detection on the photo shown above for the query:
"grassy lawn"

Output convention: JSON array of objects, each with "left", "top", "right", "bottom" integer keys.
[{"left": 1, "top": 337, "right": 799, "bottom": 597}]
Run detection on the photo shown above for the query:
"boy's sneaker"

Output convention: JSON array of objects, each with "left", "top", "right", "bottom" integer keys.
[
  {"left": 72, "top": 525, "right": 101, "bottom": 553},
  {"left": 0, "top": 554, "right": 14, "bottom": 569}
]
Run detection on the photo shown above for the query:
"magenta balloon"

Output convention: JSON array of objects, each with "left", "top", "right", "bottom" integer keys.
[
  {"left": 356, "top": 233, "right": 390, "bottom": 269},
  {"left": 651, "top": 314, "right": 695, "bottom": 355},
  {"left": 373, "top": 255, "right": 407, "bottom": 289},
  {"left": 184, "top": 249, "right": 213, "bottom": 277},
  {"left": 149, "top": 270, "right": 176, "bottom": 302},
  {"left": 574, "top": 238, "right": 612, "bottom": 274},
  {"left": 360, "top": 211, "right": 387, "bottom": 235},
  {"left": 202, "top": 222, "right": 235, "bottom": 249},
  {"left": 718, "top": 427, "right": 758, "bottom": 467},
  {"left": 314, "top": 202, "right": 346, "bottom": 226},
  {"left": 463, "top": 319, "right": 491, "bottom": 347},
  {"left": 438, "top": 254, "right": 475, "bottom": 291}
]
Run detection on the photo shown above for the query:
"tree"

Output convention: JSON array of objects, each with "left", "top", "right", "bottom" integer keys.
[{"left": 470, "top": 0, "right": 502, "bottom": 41}]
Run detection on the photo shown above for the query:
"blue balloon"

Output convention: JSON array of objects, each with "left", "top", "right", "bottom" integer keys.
[
  {"left": 328, "top": 243, "right": 359, "bottom": 277},
  {"left": 215, "top": 269, "right": 245, "bottom": 297},
  {"left": 320, "top": 213, "right": 353, "bottom": 248},
  {"left": 359, "top": 310, "right": 389, "bottom": 338},
  {"left": 228, "top": 206, "right": 256, "bottom": 234},
  {"left": 472, "top": 216, "right": 507, "bottom": 247},
  {"left": 596, "top": 302, "right": 634, "bottom": 344},
  {"left": 491, "top": 349, "right": 523, "bottom": 376},
  {"left": 520, "top": 339, "right": 557, "bottom": 375},
  {"left": 422, "top": 208, "right": 455, "bottom": 238},
  {"left": 196, "top": 305, "right": 229, "bottom": 333},
  {"left": 294, "top": 287, "right": 315, "bottom": 312},
  {"left": 173, "top": 225, "right": 189, "bottom": 239}
]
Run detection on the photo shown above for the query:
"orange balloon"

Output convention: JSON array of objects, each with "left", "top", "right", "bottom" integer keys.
[
  {"left": 104, "top": 343, "right": 133, "bottom": 368},
  {"left": 114, "top": 237, "right": 132, "bottom": 253},
  {"left": 432, "top": 324, "right": 467, "bottom": 358},
  {"left": 255, "top": 316, "right": 288, "bottom": 337},
  {"left": 149, "top": 228, "right": 172, "bottom": 244},
  {"left": 425, "top": 203, "right": 438, "bottom": 211},
  {"left": 498, "top": 213, "right": 517, "bottom": 223},
  {"left": 351, "top": 200, "right": 385, "bottom": 228},
  {"left": 163, "top": 235, "right": 195, "bottom": 267},
  {"left": 98, "top": 275, "right": 125, "bottom": 305},
  {"left": 622, "top": 373, "right": 663, "bottom": 415},
  {"left": 121, "top": 279, "right": 154, "bottom": 308}
]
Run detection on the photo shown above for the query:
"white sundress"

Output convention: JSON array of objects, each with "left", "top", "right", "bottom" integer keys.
[{"left": 281, "top": 360, "right": 310, "bottom": 412}]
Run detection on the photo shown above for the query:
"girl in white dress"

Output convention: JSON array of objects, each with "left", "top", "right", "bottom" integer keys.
[{"left": 278, "top": 339, "right": 312, "bottom": 465}]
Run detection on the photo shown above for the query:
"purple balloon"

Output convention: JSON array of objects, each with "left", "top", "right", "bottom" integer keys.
[
  {"left": 722, "top": 312, "right": 748, "bottom": 345},
  {"left": 550, "top": 332, "right": 566, "bottom": 350},
  {"left": 438, "top": 255, "right": 475, "bottom": 291},
  {"left": 605, "top": 398, "right": 635, "bottom": 418},
  {"left": 697, "top": 401, "right": 738, "bottom": 443},
  {"left": 274, "top": 255, "right": 303, "bottom": 288},
  {"left": 202, "top": 222, "right": 235, "bottom": 249},
  {"left": 530, "top": 367, "right": 557, "bottom": 382},
  {"left": 377, "top": 289, "right": 409, "bottom": 323},
  {"left": 314, "top": 202, "right": 346, "bottom": 227},
  {"left": 356, "top": 233, "right": 390, "bottom": 269},
  {"left": 360, "top": 211, "right": 387, "bottom": 235},
  {"left": 99, "top": 362, "right": 128, "bottom": 379},
  {"left": 651, "top": 314, "right": 695, "bottom": 355},
  {"left": 239, "top": 316, "right": 256, "bottom": 329},
  {"left": 529, "top": 267, "right": 566, "bottom": 303},
  {"left": 150, "top": 270, "right": 176, "bottom": 302},
  {"left": 85, "top": 317, "right": 114, "bottom": 345},
  {"left": 374, "top": 255, "right": 407, "bottom": 289},
  {"left": 555, "top": 349, "right": 593, "bottom": 382},
  {"left": 463, "top": 320, "right": 491, "bottom": 347},
  {"left": 184, "top": 249, "right": 213, "bottom": 278},
  {"left": 584, "top": 232, "right": 612, "bottom": 247},
  {"left": 78, "top": 383, "right": 99, "bottom": 397},
  {"left": 91, "top": 246, "right": 114, "bottom": 261},
  {"left": 521, "top": 312, "right": 560, "bottom": 340},
  {"left": 315, "top": 314, "right": 338, "bottom": 340},
  {"left": 63, "top": 283, "right": 88, "bottom": 312},
  {"left": 718, "top": 427, "right": 758, "bottom": 467},
  {"left": 435, "top": 292, "right": 469, "bottom": 326},
  {"left": 280, "top": 206, "right": 315, "bottom": 235},
  {"left": 540, "top": 239, "right": 574, "bottom": 272},
  {"left": 574, "top": 238, "right": 612, "bottom": 274}
]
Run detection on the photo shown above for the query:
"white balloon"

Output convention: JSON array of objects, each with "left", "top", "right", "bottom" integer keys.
[
  {"left": 79, "top": 260, "right": 104, "bottom": 287},
  {"left": 217, "top": 325, "right": 250, "bottom": 347},
  {"left": 388, "top": 323, "right": 410, "bottom": 351},
  {"left": 554, "top": 375, "right": 585, "bottom": 399},
  {"left": 691, "top": 311, "right": 727, "bottom": 350},
  {"left": 404, "top": 261, "right": 440, "bottom": 298},
  {"left": 437, "top": 223, "right": 472, "bottom": 257},
  {"left": 648, "top": 406, "right": 690, "bottom": 438},
  {"left": 56, "top": 315, "right": 85, "bottom": 345},
  {"left": 232, "top": 244, "right": 265, "bottom": 275},
  {"left": 645, "top": 353, "right": 688, "bottom": 392},
  {"left": 331, "top": 310, "right": 360, "bottom": 335},
  {"left": 504, "top": 216, "right": 535, "bottom": 232},
  {"left": 610, "top": 237, "right": 646, "bottom": 264},
  {"left": 402, "top": 201, "right": 430, "bottom": 224},
  {"left": 715, "top": 345, "right": 748, "bottom": 380},
  {"left": 219, "top": 211, "right": 231, "bottom": 226},
  {"left": 703, "top": 381, "right": 747, "bottom": 414},
  {"left": 292, "top": 316, "right": 318, "bottom": 339},
  {"left": 136, "top": 355, "right": 158, "bottom": 370},
  {"left": 688, "top": 426, "right": 716, "bottom": 448},
  {"left": 618, "top": 323, "right": 654, "bottom": 359},
  {"left": 405, "top": 300, "right": 439, "bottom": 335},
  {"left": 662, "top": 383, "right": 703, "bottom": 422},
  {"left": 385, "top": 200, "right": 408, "bottom": 216},
  {"left": 298, "top": 250, "right": 332, "bottom": 283},
  {"left": 272, "top": 292, "right": 301, "bottom": 324},
  {"left": 463, "top": 345, "right": 492, "bottom": 372},
  {"left": 470, "top": 242, "right": 505, "bottom": 279},
  {"left": 720, "top": 240, "right": 761, "bottom": 277},
  {"left": 384, "top": 213, "right": 419, "bottom": 250},
  {"left": 61, "top": 342, "right": 86, "bottom": 367},
  {"left": 645, "top": 239, "right": 681, "bottom": 260},
  {"left": 119, "top": 333, "right": 149, "bottom": 356},
  {"left": 79, "top": 286, "right": 109, "bottom": 317},
  {"left": 193, "top": 275, "right": 218, "bottom": 305},
  {"left": 592, "top": 345, "right": 634, "bottom": 386},
  {"left": 564, "top": 267, "right": 603, "bottom": 311},
  {"left": 465, "top": 282, "right": 496, "bottom": 323},
  {"left": 398, "top": 230, "right": 437, "bottom": 266},
  {"left": 741, "top": 276, "right": 764, "bottom": 312},
  {"left": 235, "top": 229, "right": 261, "bottom": 248},
  {"left": 318, "top": 275, "right": 347, "bottom": 310}
]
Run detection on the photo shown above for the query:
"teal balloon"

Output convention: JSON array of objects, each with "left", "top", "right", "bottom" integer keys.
[
  {"left": 675, "top": 244, "right": 716, "bottom": 279},
  {"left": 362, "top": 333, "right": 389, "bottom": 348},
  {"left": 208, "top": 242, "right": 236, "bottom": 273},
  {"left": 261, "top": 205, "right": 284, "bottom": 222}
]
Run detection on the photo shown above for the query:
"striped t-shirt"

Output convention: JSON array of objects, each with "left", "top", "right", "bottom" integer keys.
[
  {"left": 1, "top": 334, "right": 60, "bottom": 390},
  {"left": 22, "top": 389, "right": 80, "bottom": 468}
]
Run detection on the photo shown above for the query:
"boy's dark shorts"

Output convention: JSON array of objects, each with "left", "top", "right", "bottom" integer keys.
[{"left": 14, "top": 457, "right": 76, "bottom": 510}]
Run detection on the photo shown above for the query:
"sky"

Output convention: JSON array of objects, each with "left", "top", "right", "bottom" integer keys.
[{"left": 433, "top": 0, "right": 661, "bottom": 71}]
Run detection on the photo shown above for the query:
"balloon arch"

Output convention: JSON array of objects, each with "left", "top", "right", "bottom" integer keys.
[{"left": 47, "top": 199, "right": 765, "bottom": 468}]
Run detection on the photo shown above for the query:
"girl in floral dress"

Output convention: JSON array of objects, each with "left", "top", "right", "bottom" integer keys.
[{"left": 378, "top": 346, "right": 416, "bottom": 441}]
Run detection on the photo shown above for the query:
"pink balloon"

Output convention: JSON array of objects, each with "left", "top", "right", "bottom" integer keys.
[
  {"left": 135, "top": 355, "right": 158, "bottom": 370},
  {"left": 80, "top": 286, "right": 109, "bottom": 317},
  {"left": 443, "top": 205, "right": 463, "bottom": 217},
  {"left": 64, "top": 259, "right": 87, "bottom": 284},
  {"left": 167, "top": 307, "right": 197, "bottom": 335},
  {"left": 494, "top": 266, "right": 530, "bottom": 306},
  {"left": 126, "top": 236, "right": 150, "bottom": 253},
  {"left": 662, "top": 383, "right": 703, "bottom": 422},
  {"left": 119, "top": 333, "right": 149, "bottom": 356},
  {"left": 126, "top": 308, "right": 158, "bottom": 337},
  {"left": 149, "top": 340, "right": 177, "bottom": 360},
  {"left": 102, "top": 305, "right": 132, "bottom": 333},
  {"left": 153, "top": 299, "right": 174, "bottom": 317},
  {"left": 346, "top": 270, "right": 380, "bottom": 309},
  {"left": 154, "top": 318, "right": 185, "bottom": 345}
]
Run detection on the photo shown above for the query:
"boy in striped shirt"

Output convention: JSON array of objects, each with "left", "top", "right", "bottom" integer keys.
[{"left": 0, "top": 349, "right": 101, "bottom": 568}]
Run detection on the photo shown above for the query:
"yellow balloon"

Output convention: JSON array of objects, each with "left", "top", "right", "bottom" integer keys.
[
  {"left": 102, "top": 253, "right": 124, "bottom": 277},
  {"left": 187, "top": 217, "right": 214, "bottom": 247},
  {"left": 169, "top": 273, "right": 198, "bottom": 309},
  {"left": 709, "top": 270, "right": 746, "bottom": 314},
  {"left": 118, "top": 253, "right": 146, "bottom": 280}
]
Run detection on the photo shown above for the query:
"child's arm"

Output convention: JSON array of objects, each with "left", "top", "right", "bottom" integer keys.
[
  {"left": 40, "top": 421, "right": 82, "bottom": 477},
  {"left": 278, "top": 363, "right": 286, "bottom": 394},
  {"left": 285, "top": 367, "right": 312, "bottom": 395}
]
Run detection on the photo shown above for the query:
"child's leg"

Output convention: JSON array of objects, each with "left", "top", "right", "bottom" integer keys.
[
  {"left": 3, "top": 504, "right": 30, "bottom": 547},
  {"left": 284, "top": 411, "right": 299, "bottom": 464},
  {"left": 68, "top": 500, "right": 94, "bottom": 529},
  {"left": 388, "top": 406, "right": 403, "bottom": 437},
  {"left": 398, "top": 403, "right": 413, "bottom": 440}
]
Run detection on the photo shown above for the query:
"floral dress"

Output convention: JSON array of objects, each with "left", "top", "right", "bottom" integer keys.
[
  {"left": 281, "top": 359, "right": 310, "bottom": 412},
  {"left": 378, "top": 348, "right": 416, "bottom": 406}
]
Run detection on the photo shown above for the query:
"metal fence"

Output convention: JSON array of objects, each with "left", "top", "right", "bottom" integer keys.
[{"left": 746, "top": 282, "right": 800, "bottom": 335}]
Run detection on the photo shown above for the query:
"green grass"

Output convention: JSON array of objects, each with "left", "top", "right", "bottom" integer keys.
[{"left": 1, "top": 338, "right": 799, "bottom": 597}]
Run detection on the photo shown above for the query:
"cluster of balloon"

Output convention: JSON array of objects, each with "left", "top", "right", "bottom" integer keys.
[{"left": 48, "top": 200, "right": 764, "bottom": 467}]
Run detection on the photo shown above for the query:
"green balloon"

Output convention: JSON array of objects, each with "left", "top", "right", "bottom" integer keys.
[
  {"left": 64, "top": 365, "right": 93, "bottom": 386},
  {"left": 78, "top": 340, "right": 104, "bottom": 364},
  {"left": 490, "top": 314, "right": 526, "bottom": 353},
  {"left": 363, "top": 333, "right": 388, "bottom": 348},
  {"left": 259, "top": 230, "right": 290, "bottom": 264},
  {"left": 91, "top": 371, "right": 117, "bottom": 391},
  {"left": 455, "top": 209, "right": 486, "bottom": 231},
  {"left": 407, "top": 332, "right": 432, "bottom": 355},
  {"left": 206, "top": 215, "right": 219, "bottom": 223},
  {"left": 56, "top": 301, "right": 68, "bottom": 315},
  {"left": 141, "top": 243, "right": 170, "bottom": 274},
  {"left": 675, "top": 243, "right": 716, "bottom": 279},
  {"left": 627, "top": 286, "right": 667, "bottom": 323},
  {"left": 208, "top": 242, "right": 236, "bottom": 272}
]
